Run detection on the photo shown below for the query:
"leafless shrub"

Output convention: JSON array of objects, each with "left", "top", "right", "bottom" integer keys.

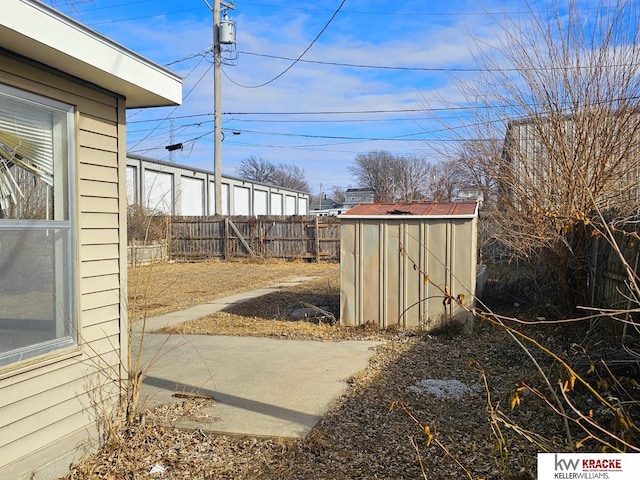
[{"left": 127, "top": 204, "right": 169, "bottom": 244}]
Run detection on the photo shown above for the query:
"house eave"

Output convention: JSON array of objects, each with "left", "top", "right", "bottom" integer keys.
[{"left": 2, "top": 0, "right": 182, "bottom": 108}]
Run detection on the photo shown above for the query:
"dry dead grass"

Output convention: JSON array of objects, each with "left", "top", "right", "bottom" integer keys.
[
  {"left": 162, "top": 267, "right": 398, "bottom": 341},
  {"left": 128, "top": 259, "right": 336, "bottom": 320},
  {"left": 65, "top": 321, "right": 564, "bottom": 480}
]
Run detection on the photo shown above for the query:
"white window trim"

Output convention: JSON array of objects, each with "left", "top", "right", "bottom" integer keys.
[{"left": 0, "top": 84, "right": 76, "bottom": 367}]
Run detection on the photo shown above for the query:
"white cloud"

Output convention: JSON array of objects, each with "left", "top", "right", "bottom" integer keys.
[{"left": 47, "top": 0, "right": 523, "bottom": 192}]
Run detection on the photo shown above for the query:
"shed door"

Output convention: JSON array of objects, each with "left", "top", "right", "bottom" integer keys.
[
  {"left": 221, "top": 184, "right": 230, "bottom": 215},
  {"left": 126, "top": 165, "right": 137, "bottom": 205},
  {"left": 285, "top": 195, "right": 296, "bottom": 215},
  {"left": 298, "top": 197, "right": 308, "bottom": 215},
  {"left": 145, "top": 170, "right": 173, "bottom": 214}
]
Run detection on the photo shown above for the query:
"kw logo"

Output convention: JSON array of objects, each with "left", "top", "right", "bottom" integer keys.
[{"left": 555, "top": 454, "right": 581, "bottom": 471}]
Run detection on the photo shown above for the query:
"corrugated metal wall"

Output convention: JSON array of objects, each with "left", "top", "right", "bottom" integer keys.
[{"left": 340, "top": 217, "right": 477, "bottom": 330}]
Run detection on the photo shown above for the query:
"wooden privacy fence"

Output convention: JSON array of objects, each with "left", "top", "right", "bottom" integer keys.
[
  {"left": 588, "top": 228, "right": 640, "bottom": 315},
  {"left": 169, "top": 216, "right": 341, "bottom": 261}
]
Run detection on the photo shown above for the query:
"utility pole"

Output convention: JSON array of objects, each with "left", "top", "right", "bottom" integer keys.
[{"left": 204, "top": 0, "right": 234, "bottom": 215}]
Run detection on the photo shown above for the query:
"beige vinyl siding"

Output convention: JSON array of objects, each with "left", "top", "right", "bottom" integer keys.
[
  {"left": 82, "top": 243, "right": 120, "bottom": 262},
  {"left": 80, "top": 178, "right": 119, "bottom": 198},
  {"left": 0, "top": 50, "right": 126, "bottom": 473},
  {"left": 79, "top": 145, "right": 118, "bottom": 168},
  {"left": 82, "top": 228, "right": 120, "bottom": 245},
  {"left": 80, "top": 258, "right": 120, "bottom": 278}
]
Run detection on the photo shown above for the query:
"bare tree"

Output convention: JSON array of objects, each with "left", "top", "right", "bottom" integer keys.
[
  {"left": 451, "top": 139, "right": 502, "bottom": 205},
  {"left": 330, "top": 186, "right": 345, "bottom": 204},
  {"left": 423, "top": 159, "right": 465, "bottom": 202},
  {"left": 271, "top": 164, "right": 310, "bottom": 193},
  {"left": 236, "top": 156, "right": 276, "bottom": 184},
  {"left": 415, "top": 0, "right": 640, "bottom": 454},
  {"left": 347, "top": 150, "right": 398, "bottom": 202},
  {"left": 395, "top": 156, "right": 429, "bottom": 202},
  {"left": 237, "top": 156, "right": 310, "bottom": 193},
  {"left": 348, "top": 150, "right": 454, "bottom": 202},
  {"left": 433, "top": 0, "right": 640, "bottom": 309}
]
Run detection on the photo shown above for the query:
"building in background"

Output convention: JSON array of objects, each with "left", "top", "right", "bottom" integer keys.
[
  {"left": 127, "top": 155, "right": 310, "bottom": 217},
  {"left": 309, "top": 187, "right": 375, "bottom": 217},
  {"left": 502, "top": 115, "right": 640, "bottom": 211},
  {"left": 343, "top": 188, "right": 375, "bottom": 209}
]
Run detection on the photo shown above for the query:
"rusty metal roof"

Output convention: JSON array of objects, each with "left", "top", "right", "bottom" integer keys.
[{"left": 340, "top": 202, "right": 478, "bottom": 217}]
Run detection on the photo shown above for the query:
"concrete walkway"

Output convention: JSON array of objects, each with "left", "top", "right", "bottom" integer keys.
[
  {"left": 135, "top": 276, "right": 322, "bottom": 333},
  {"left": 134, "top": 277, "right": 381, "bottom": 439}
]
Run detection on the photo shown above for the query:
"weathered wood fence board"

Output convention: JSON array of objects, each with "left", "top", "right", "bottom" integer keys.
[
  {"left": 589, "top": 229, "right": 640, "bottom": 312},
  {"left": 169, "top": 216, "right": 340, "bottom": 261}
]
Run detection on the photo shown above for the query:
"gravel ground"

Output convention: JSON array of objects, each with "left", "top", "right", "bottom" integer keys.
[{"left": 61, "top": 260, "right": 628, "bottom": 479}]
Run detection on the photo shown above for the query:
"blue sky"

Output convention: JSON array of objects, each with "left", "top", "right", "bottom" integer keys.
[{"left": 43, "top": 0, "right": 520, "bottom": 194}]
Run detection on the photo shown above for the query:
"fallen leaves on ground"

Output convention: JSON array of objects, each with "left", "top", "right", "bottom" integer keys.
[
  {"left": 64, "top": 322, "right": 565, "bottom": 480},
  {"left": 62, "top": 260, "right": 616, "bottom": 479}
]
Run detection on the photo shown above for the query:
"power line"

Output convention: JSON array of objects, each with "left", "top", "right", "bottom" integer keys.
[
  {"left": 126, "top": 107, "right": 473, "bottom": 124},
  {"left": 52, "top": 0, "right": 635, "bottom": 23},
  {"left": 224, "top": 0, "right": 347, "bottom": 88},
  {"left": 237, "top": 51, "right": 489, "bottom": 72},
  {"left": 237, "top": 50, "right": 640, "bottom": 73},
  {"left": 222, "top": 107, "right": 478, "bottom": 114},
  {"left": 128, "top": 113, "right": 214, "bottom": 124},
  {"left": 237, "top": 1, "right": 638, "bottom": 17}
]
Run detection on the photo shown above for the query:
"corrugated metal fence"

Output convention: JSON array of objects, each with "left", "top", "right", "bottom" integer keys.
[{"left": 169, "top": 216, "right": 341, "bottom": 261}]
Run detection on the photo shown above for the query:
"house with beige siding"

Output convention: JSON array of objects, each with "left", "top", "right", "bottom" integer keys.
[{"left": 0, "top": 1, "right": 182, "bottom": 478}]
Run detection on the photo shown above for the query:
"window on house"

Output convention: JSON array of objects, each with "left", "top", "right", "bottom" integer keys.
[{"left": 0, "top": 85, "right": 75, "bottom": 367}]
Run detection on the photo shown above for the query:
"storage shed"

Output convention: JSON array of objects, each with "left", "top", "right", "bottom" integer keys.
[
  {"left": 0, "top": 1, "right": 182, "bottom": 479},
  {"left": 340, "top": 202, "right": 478, "bottom": 331}
]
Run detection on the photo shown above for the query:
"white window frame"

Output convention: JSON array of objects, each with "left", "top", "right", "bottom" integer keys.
[{"left": 0, "top": 84, "right": 76, "bottom": 367}]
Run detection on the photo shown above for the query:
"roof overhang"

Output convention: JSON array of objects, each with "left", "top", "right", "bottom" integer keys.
[{"left": 2, "top": 0, "right": 182, "bottom": 108}]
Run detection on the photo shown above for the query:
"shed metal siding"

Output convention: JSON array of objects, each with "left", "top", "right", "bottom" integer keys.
[
  {"left": 0, "top": 52, "right": 125, "bottom": 476},
  {"left": 340, "top": 203, "right": 477, "bottom": 331}
]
